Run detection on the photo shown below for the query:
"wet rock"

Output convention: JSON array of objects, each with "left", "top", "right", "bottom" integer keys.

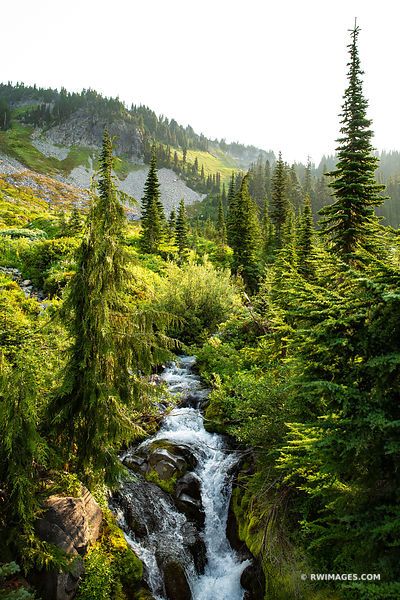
[
  {"left": 149, "top": 448, "right": 187, "bottom": 480},
  {"left": 175, "top": 472, "right": 201, "bottom": 502},
  {"left": 162, "top": 560, "right": 191, "bottom": 600},
  {"left": 241, "top": 562, "right": 266, "bottom": 600},
  {"left": 181, "top": 522, "right": 206, "bottom": 575},
  {"left": 124, "top": 455, "right": 147, "bottom": 473},
  {"left": 175, "top": 493, "right": 205, "bottom": 529},
  {"left": 147, "top": 440, "right": 197, "bottom": 469}
]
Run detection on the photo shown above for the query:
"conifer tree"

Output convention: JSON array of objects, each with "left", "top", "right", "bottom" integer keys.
[
  {"left": 68, "top": 206, "right": 84, "bottom": 235},
  {"left": 297, "top": 195, "right": 314, "bottom": 275},
  {"left": 230, "top": 174, "right": 261, "bottom": 291},
  {"left": 226, "top": 172, "right": 237, "bottom": 247},
  {"left": 217, "top": 195, "right": 227, "bottom": 244},
  {"left": 175, "top": 199, "right": 189, "bottom": 261},
  {"left": 50, "top": 131, "right": 139, "bottom": 483},
  {"left": 221, "top": 182, "right": 227, "bottom": 206},
  {"left": 319, "top": 23, "right": 385, "bottom": 259},
  {"left": 140, "top": 148, "right": 166, "bottom": 253},
  {"left": 168, "top": 208, "right": 176, "bottom": 238},
  {"left": 288, "top": 164, "right": 303, "bottom": 213},
  {"left": 303, "top": 157, "right": 313, "bottom": 200},
  {"left": 261, "top": 199, "right": 275, "bottom": 262},
  {"left": 270, "top": 152, "right": 288, "bottom": 247}
]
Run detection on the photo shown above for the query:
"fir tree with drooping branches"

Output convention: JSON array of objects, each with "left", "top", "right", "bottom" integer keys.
[
  {"left": 319, "top": 22, "right": 385, "bottom": 259},
  {"left": 50, "top": 130, "right": 142, "bottom": 483},
  {"left": 168, "top": 208, "right": 176, "bottom": 239}
]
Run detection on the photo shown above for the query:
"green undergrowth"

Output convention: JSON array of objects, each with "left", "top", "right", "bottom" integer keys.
[
  {"left": 144, "top": 469, "right": 177, "bottom": 495},
  {"left": 231, "top": 481, "right": 341, "bottom": 600},
  {"left": 0, "top": 178, "right": 50, "bottom": 228},
  {"left": 77, "top": 510, "right": 143, "bottom": 600}
]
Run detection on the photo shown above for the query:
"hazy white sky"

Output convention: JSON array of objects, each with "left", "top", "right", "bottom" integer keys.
[{"left": 2, "top": 0, "right": 400, "bottom": 163}]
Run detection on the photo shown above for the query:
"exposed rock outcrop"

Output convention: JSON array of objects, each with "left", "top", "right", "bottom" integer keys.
[{"left": 33, "top": 488, "right": 102, "bottom": 600}]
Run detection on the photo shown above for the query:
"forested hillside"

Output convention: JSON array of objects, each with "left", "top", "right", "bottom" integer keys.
[{"left": 0, "top": 22, "right": 400, "bottom": 600}]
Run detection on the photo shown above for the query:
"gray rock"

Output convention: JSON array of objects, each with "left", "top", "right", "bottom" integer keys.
[
  {"left": 175, "top": 472, "right": 201, "bottom": 501},
  {"left": 34, "top": 487, "right": 102, "bottom": 600},
  {"left": 162, "top": 560, "right": 192, "bottom": 600},
  {"left": 37, "top": 488, "right": 102, "bottom": 555}
]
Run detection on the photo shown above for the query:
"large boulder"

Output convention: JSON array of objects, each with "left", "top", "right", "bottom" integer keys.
[
  {"left": 175, "top": 473, "right": 204, "bottom": 528},
  {"left": 33, "top": 487, "right": 102, "bottom": 600},
  {"left": 36, "top": 488, "right": 102, "bottom": 555},
  {"left": 241, "top": 562, "right": 265, "bottom": 600},
  {"left": 162, "top": 560, "right": 192, "bottom": 600},
  {"left": 123, "top": 440, "right": 198, "bottom": 483}
]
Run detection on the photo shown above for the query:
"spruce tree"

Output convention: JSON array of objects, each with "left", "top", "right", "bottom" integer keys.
[
  {"left": 168, "top": 208, "right": 176, "bottom": 238},
  {"left": 230, "top": 174, "right": 261, "bottom": 291},
  {"left": 297, "top": 195, "right": 314, "bottom": 275},
  {"left": 140, "top": 148, "right": 166, "bottom": 253},
  {"left": 261, "top": 199, "right": 275, "bottom": 262},
  {"left": 50, "top": 130, "right": 139, "bottom": 483},
  {"left": 226, "top": 172, "right": 237, "bottom": 247},
  {"left": 68, "top": 206, "right": 84, "bottom": 235},
  {"left": 319, "top": 23, "right": 385, "bottom": 259},
  {"left": 217, "top": 195, "right": 227, "bottom": 244},
  {"left": 270, "top": 152, "right": 288, "bottom": 247},
  {"left": 175, "top": 199, "right": 189, "bottom": 261}
]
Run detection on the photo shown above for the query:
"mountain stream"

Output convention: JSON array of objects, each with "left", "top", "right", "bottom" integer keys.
[{"left": 112, "top": 356, "right": 253, "bottom": 600}]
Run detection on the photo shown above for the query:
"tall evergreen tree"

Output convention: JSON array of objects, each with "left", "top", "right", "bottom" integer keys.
[
  {"left": 175, "top": 199, "right": 189, "bottom": 261},
  {"left": 287, "top": 164, "right": 303, "bottom": 213},
  {"left": 226, "top": 172, "right": 237, "bottom": 247},
  {"left": 297, "top": 195, "right": 314, "bottom": 275},
  {"left": 270, "top": 152, "right": 288, "bottom": 247},
  {"left": 319, "top": 23, "right": 385, "bottom": 259},
  {"left": 230, "top": 174, "right": 261, "bottom": 291},
  {"left": 261, "top": 199, "right": 275, "bottom": 262},
  {"left": 168, "top": 208, "right": 176, "bottom": 238},
  {"left": 217, "top": 195, "right": 227, "bottom": 244},
  {"left": 50, "top": 131, "right": 139, "bottom": 482},
  {"left": 140, "top": 148, "right": 166, "bottom": 253}
]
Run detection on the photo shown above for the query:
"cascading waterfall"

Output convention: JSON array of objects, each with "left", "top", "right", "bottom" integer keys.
[{"left": 112, "top": 356, "right": 251, "bottom": 600}]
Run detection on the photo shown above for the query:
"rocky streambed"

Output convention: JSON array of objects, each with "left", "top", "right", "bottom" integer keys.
[{"left": 111, "top": 356, "right": 264, "bottom": 600}]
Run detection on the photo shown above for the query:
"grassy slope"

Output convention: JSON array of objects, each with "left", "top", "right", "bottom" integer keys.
[{"left": 173, "top": 148, "right": 241, "bottom": 185}]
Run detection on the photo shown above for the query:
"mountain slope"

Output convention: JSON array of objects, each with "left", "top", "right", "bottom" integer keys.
[{"left": 0, "top": 83, "right": 275, "bottom": 218}]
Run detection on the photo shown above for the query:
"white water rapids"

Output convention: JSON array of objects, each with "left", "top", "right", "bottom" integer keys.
[{"left": 114, "top": 356, "right": 250, "bottom": 600}]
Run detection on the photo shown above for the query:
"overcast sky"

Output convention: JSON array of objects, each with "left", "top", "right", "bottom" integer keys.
[{"left": 2, "top": 0, "right": 399, "bottom": 163}]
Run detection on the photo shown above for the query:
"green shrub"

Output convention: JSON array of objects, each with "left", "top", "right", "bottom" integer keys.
[
  {"left": 0, "top": 229, "right": 47, "bottom": 240},
  {"left": 19, "top": 237, "right": 78, "bottom": 286},
  {"left": 76, "top": 546, "right": 113, "bottom": 600},
  {"left": 77, "top": 512, "right": 143, "bottom": 600},
  {"left": 0, "top": 562, "right": 36, "bottom": 599},
  {"left": 155, "top": 258, "right": 240, "bottom": 344}
]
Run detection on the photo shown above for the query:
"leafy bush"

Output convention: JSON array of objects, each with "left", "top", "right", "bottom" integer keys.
[
  {"left": 77, "top": 512, "right": 143, "bottom": 600},
  {"left": 0, "top": 229, "right": 47, "bottom": 240},
  {"left": 19, "top": 237, "right": 79, "bottom": 286},
  {"left": 155, "top": 259, "right": 240, "bottom": 344},
  {"left": 76, "top": 546, "right": 113, "bottom": 600}
]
